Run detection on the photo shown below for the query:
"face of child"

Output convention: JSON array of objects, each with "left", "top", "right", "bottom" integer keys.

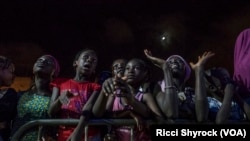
[
  {"left": 75, "top": 50, "right": 98, "bottom": 76},
  {"left": 124, "top": 59, "right": 147, "bottom": 85},
  {"left": 205, "top": 75, "right": 224, "bottom": 98},
  {"left": 33, "top": 55, "right": 56, "bottom": 77},
  {"left": 0, "top": 63, "right": 15, "bottom": 86},
  {"left": 205, "top": 68, "right": 230, "bottom": 98},
  {"left": 167, "top": 57, "right": 186, "bottom": 78},
  {"left": 112, "top": 59, "right": 126, "bottom": 78}
]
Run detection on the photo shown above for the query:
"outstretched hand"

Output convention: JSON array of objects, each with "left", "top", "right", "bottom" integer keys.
[
  {"left": 114, "top": 76, "right": 135, "bottom": 105},
  {"left": 59, "top": 90, "right": 74, "bottom": 105},
  {"left": 144, "top": 49, "right": 165, "bottom": 68},
  {"left": 189, "top": 51, "right": 215, "bottom": 70},
  {"left": 102, "top": 78, "right": 116, "bottom": 96}
]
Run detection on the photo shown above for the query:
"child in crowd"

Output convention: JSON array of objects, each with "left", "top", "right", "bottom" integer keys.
[
  {"left": 48, "top": 49, "right": 102, "bottom": 141},
  {"left": 10, "top": 55, "right": 60, "bottom": 141},
  {"left": 0, "top": 56, "right": 17, "bottom": 141},
  {"left": 111, "top": 59, "right": 127, "bottom": 78},
  {"left": 192, "top": 51, "right": 247, "bottom": 124},
  {"left": 204, "top": 67, "right": 246, "bottom": 124},
  {"left": 103, "top": 58, "right": 127, "bottom": 141},
  {"left": 144, "top": 49, "right": 213, "bottom": 122},
  {"left": 93, "top": 58, "right": 164, "bottom": 141},
  {"left": 233, "top": 28, "right": 250, "bottom": 99}
]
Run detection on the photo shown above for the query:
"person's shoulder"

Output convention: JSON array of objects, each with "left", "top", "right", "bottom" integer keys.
[
  {"left": 6, "top": 87, "right": 17, "bottom": 94},
  {"left": 50, "top": 77, "right": 70, "bottom": 88},
  {"left": 77, "top": 81, "right": 101, "bottom": 90},
  {"left": 16, "top": 89, "right": 30, "bottom": 100},
  {"left": 17, "top": 89, "right": 30, "bottom": 95},
  {"left": 0, "top": 87, "right": 17, "bottom": 99},
  {"left": 1, "top": 87, "right": 16, "bottom": 94},
  {"left": 91, "top": 82, "right": 101, "bottom": 86},
  {"left": 52, "top": 77, "right": 69, "bottom": 84}
]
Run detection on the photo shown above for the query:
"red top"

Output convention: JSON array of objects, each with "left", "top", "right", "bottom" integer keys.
[{"left": 51, "top": 78, "right": 101, "bottom": 141}]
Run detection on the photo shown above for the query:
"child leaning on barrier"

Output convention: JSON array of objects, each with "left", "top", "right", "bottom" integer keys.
[
  {"left": 48, "top": 48, "right": 102, "bottom": 141},
  {"left": 93, "top": 58, "right": 165, "bottom": 141},
  {"left": 144, "top": 49, "right": 214, "bottom": 122},
  {"left": 104, "top": 58, "right": 145, "bottom": 141},
  {"left": 10, "top": 55, "right": 60, "bottom": 141}
]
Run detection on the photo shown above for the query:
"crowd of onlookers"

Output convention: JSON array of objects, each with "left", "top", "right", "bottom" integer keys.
[{"left": 1, "top": 28, "right": 250, "bottom": 141}]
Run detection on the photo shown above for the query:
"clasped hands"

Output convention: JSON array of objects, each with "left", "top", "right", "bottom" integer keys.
[{"left": 102, "top": 76, "right": 134, "bottom": 104}]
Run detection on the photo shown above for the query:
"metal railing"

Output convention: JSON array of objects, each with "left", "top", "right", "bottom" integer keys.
[
  {"left": 11, "top": 119, "right": 138, "bottom": 141},
  {"left": 11, "top": 119, "right": 250, "bottom": 141}
]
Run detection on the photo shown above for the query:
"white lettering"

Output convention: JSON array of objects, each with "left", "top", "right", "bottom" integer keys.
[
  {"left": 220, "top": 129, "right": 245, "bottom": 138},
  {"left": 156, "top": 129, "right": 178, "bottom": 136},
  {"left": 181, "top": 129, "right": 217, "bottom": 138}
]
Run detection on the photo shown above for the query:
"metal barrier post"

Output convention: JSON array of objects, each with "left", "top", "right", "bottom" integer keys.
[
  {"left": 84, "top": 125, "right": 88, "bottom": 141},
  {"left": 130, "top": 126, "right": 134, "bottom": 141}
]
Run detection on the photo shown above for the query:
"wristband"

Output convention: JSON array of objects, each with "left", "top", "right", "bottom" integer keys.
[{"left": 164, "top": 86, "right": 178, "bottom": 91}]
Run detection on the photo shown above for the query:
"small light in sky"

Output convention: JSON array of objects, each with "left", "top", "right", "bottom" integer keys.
[{"left": 161, "top": 36, "right": 166, "bottom": 40}]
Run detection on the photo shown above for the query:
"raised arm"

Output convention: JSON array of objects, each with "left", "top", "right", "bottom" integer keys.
[
  {"left": 190, "top": 51, "right": 215, "bottom": 122},
  {"left": 143, "top": 92, "right": 165, "bottom": 121},
  {"left": 144, "top": 49, "right": 165, "bottom": 68},
  {"left": 157, "top": 62, "right": 179, "bottom": 119},
  {"left": 144, "top": 49, "right": 178, "bottom": 119},
  {"left": 216, "top": 83, "right": 235, "bottom": 124}
]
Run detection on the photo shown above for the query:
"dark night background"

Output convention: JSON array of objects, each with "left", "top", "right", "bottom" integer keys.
[{"left": 1, "top": 0, "right": 250, "bottom": 84}]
